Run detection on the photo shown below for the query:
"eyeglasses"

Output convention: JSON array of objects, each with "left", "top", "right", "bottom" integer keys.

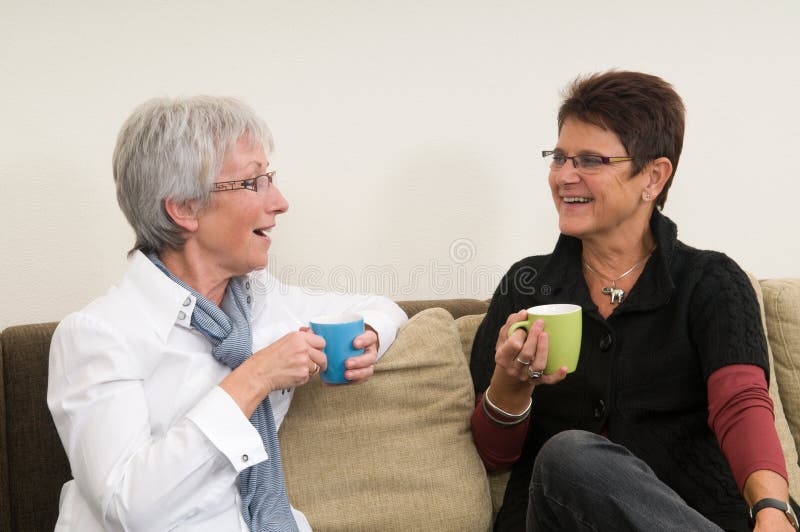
[
  {"left": 542, "top": 150, "right": 633, "bottom": 172},
  {"left": 212, "top": 171, "right": 275, "bottom": 195}
]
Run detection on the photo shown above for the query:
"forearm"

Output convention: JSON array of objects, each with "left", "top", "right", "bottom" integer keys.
[
  {"left": 707, "top": 364, "right": 787, "bottom": 492},
  {"left": 470, "top": 392, "right": 529, "bottom": 471},
  {"left": 707, "top": 364, "right": 793, "bottom": 529},
  {"left": 743, "top": 469, "right": 789, "bottom": 506}
]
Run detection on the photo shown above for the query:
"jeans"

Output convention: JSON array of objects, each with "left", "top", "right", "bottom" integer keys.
[{"left": 527, "top": 430, "right": 724, "bottom": 532}]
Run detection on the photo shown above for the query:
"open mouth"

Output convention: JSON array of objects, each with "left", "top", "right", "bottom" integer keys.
[
  {"left": 253, "top": 227, "right": 272, "bottom": 237},
  {"left": 562, "top": 197, "right": 592, "bottom": 204}
]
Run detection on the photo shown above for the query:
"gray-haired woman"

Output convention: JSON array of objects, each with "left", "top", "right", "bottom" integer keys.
[{"left": 48, "top": 96, "right": 407, "bottom": 531}]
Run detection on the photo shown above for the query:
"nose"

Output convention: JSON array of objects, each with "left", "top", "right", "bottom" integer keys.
[
  {"left": 552, "top": 161, "right": 581, "bottom": 185},
  {"left": 265, "top": 183, "right": 289, "bottom": 214}
]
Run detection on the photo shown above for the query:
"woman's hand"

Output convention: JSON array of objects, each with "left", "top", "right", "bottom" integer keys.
[
  {"left": 485, "top": 309, "right": 568, "bottom": 416},
  {"left": 341, "top": 328, "right": 379, "bottom": 384},
  {"left": 220, "top": 330, "right": 327, "bottom": 417},
  {"left": 494, "top": 310, "right": 568, "bottom": 387}
]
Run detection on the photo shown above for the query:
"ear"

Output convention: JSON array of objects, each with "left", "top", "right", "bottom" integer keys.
[
  {"left": 644, "top": 157, "right": 673, "bottom": 200},
  {"left": 164, "top": 198, "right": 200, "bottom": 233}
]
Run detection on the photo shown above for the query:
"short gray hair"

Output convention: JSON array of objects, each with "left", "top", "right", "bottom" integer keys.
[{"left": 113, "top": 95, "right": 273, "bottom": 253}]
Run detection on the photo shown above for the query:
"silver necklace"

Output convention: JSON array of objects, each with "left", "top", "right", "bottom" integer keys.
[{"left": 583, "top": 247, "right": 656, "bottom": 304}]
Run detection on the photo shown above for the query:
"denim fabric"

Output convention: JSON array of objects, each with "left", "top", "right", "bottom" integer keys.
[{"left": 527, "top": 431, "right": 725, "bottom": 532}]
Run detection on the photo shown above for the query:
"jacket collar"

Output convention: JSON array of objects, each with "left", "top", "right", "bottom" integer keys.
[
  {"left": 535, "top": 210, "right": 678, "bottom": 315},
  {"left": 118, "top": 251, "right": 260, "bottom": 342}
]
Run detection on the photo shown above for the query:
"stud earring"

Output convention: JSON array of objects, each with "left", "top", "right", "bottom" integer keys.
[{"left": 642, "top": 191, "right": 651, "bottom": 201}]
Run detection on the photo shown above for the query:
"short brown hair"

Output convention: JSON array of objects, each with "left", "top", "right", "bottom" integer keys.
[{"left": 557, "top": 71, "right": 685, "bottom": 209}]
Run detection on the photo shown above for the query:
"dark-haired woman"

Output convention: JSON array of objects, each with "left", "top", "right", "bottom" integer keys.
[{"left": 470, "top": 71, "right": 795, "bottom": 531}]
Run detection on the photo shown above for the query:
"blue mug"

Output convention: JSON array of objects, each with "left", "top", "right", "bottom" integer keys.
[{"left": 309, "top": 313, "right": 365, "bottom": 384}]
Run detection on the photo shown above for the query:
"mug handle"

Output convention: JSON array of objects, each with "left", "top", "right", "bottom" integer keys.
[{"left": 507, "top": 320, "right": 532, "bottom": 337}]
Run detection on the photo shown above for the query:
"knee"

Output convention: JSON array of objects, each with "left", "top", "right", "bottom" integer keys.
[{"left": 533, "top": 430, "right": 606, "bottom": 482}]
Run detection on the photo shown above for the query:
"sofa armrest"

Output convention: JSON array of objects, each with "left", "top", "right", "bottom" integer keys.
[{"left": 1, "top": 322, "right": 69, "bottom": 532}]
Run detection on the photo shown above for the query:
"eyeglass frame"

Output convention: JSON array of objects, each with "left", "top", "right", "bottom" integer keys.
[
  {"left": 542, "top": 150, "right": 633, "bottom": 170},
  {"left": 211, "top": 171, "right": 276, "bottom": 194}
]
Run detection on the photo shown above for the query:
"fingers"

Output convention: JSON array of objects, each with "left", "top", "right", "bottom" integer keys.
[
  {"left": 343, "top": 349, "right": 377, "bottom": 383},
  {"left": 534, "top": 366, "right": 569, "bottom": 386},
  {"left": 353, "top": 329, "right": 378, "bottom": 350},
  {"left": 307, "top": 348, "right": 327, "bottom": 373},
  {"left": 345, "top": 350, "right": 377, "bottom": 370},
  {"left": 496, "top": 309, "right": 531, "bottom": 350},
  {"left": 304, "top": 331, "right": 326, "bottom": 350},
  {"left": 495, "top": 314, "right": 550, "bottom": 385},
  {"left": 517, "top": 321, "right": 545, "bottom": 366},
  {"left": 294, "top": 329, "right": 380, "bottom": 384}
]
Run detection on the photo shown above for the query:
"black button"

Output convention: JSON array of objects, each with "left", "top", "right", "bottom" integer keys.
[
  {"left": 593, "top": 399, "right": 606, "bottom": 420},
  {"left": 599, "top": 334, "right": 613, "bottom": 352}
]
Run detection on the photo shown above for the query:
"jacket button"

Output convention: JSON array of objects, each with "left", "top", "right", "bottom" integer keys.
[
  {"left": 593, "top": 399, "right": 606, "bottom": 420},
  {"left": 599, "top": 334, "right": 613, "bottom": 352}
]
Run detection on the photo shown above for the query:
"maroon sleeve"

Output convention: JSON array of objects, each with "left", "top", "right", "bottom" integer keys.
[
  {"left": 707, "top": 364, "right": 788, "bottom": 492},
  {"left": 470, "top": 392, "right": 530, "bottom": 472}
]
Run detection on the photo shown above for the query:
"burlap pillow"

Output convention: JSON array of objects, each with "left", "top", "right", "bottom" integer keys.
[
  {"left": 455, "top": 313, "right": 485, "bottom": 363},
  {"left": 761, "top": 280, "right": 800, "bottom": 475},
  {"left": 279, "top": 308, "right": 492, "bottom": 531},
  {"left": 454, "top": 313, "right": 511, "bottom": 517}
]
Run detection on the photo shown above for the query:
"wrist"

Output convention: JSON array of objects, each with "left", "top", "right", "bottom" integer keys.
[
  {"left": 487, "top": 378, "right": 534, "bottom": 411},
  {"left": 749, "top": 498, "right": 799, "bottom": 530}
]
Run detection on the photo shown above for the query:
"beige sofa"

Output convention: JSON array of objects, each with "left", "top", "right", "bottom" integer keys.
[{"left": 1, "top": 280, "right": 799, "bottom": 531}]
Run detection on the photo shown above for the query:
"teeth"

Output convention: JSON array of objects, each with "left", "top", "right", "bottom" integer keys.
[{"left": 563, "top": 197, "right": 592, "bottom": 204}]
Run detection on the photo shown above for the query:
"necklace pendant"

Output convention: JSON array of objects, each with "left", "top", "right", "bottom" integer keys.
[
  {"left": 601, "top": 286, "right": 625, "bottom": 304},
  {"left": 610, "top": 288, "right": 625, "bottom": 304}
]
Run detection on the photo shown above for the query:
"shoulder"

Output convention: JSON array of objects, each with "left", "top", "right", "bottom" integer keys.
[{"left": 673, "top": 242, "right": 754, "bottom": 295}]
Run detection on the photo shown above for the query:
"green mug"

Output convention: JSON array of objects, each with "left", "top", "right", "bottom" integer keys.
[{"left": 507, "top": 304, "right": 582, "bottom": 374}]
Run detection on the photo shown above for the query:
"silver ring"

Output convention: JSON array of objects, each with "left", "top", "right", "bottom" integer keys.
[
  {"left": 310, "top": 363, "right": 319, "bottom": 375},
  {"left": 528, "top": 367, "right": 544, "bottom": 379},
  {"left": 514, "top": 357, "right": 531, "bottom": 366}
]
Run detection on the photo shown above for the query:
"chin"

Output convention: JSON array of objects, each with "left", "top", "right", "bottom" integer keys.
[
  {"left": 558, "top": 220, "right": 584, "bottom": 238},
  {"left": 249, "top": 255, "right": 269, "bottom": 272}
]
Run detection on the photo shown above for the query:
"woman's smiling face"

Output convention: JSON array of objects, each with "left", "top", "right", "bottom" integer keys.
[
  {"left": 193, "top": 136, "right": 289, "bottom": 278},
  {"left": 549, "top": 117, "right": 651, "bottom": 244}
]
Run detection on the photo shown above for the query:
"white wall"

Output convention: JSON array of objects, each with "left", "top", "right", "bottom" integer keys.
[{"left": 1, "top": 0, "right": 799, "bottom": 329}]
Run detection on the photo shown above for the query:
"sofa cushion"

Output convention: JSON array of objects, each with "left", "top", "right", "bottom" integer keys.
[
  {"left": 455, "top": 312, "right": 511, "bottom": 516},
  {"left": 749, "top": 276, "right": 800, "bottom": 498},
  {"left": 455, "top": 312, "right": 485, "bottom": 363},
  {"left": 279, "top": 308, "right": 492, "bottom": 531},
  {"left": 761, "top": 280, "right": 800, "bottom": 469}
]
